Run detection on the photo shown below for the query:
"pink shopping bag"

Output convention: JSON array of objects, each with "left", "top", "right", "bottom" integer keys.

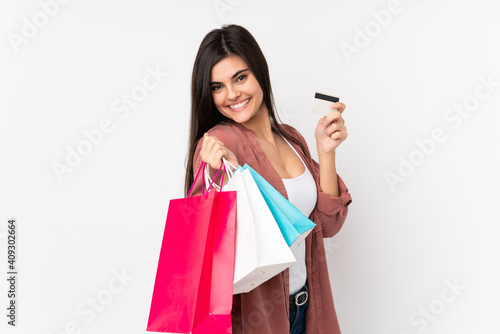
[{"left": 147, "top": 162, "right": 237, "bottom": 333}]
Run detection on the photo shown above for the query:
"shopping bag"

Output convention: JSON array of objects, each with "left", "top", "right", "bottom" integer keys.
[
  {"left": 147, "top": 162, "right": 236, "bottom": 333},
  {"left": 193, "top": 187, "right": 236, "bottom": 333},
  {"left": 208, "top": 159, "right": 296, "bottom": 294},
  {"left": 241, "top": 164, "right": 315, "bottom": 252}
]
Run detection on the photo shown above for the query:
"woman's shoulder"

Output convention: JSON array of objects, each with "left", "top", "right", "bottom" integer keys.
[
  {"left": 208, "top": 121, "right": 239, "bottom": 134},
  {"left": 280, "top": 123, "right": 306, "bottom": 143},
  {"left": 280, "top": 123, "right": 298, "bottom": 134},
  {"left": 205, "top": 122, "right": 305, "bottom": 146},
  {"left": 206, "top": 122, "right": 247, "bottom": 141},
  {"left": 201, "top": 122, "right": 250, "bottom": 153}
]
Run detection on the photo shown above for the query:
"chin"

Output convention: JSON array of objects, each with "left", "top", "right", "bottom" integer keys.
[{"left": 221, "top": 110, "right": 254, "bottom": 124}]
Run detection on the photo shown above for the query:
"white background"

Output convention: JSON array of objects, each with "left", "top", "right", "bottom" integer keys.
[{"left": 1, "top": 0, "right": 499, "bottom": 333}]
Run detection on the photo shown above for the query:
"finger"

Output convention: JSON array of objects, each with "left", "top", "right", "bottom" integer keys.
[
  {"left": 207, "top": 141, "right": 222, "bottom": 161},
  {"left": 202, "top": 135, "right": 223, "bottom": 157},
  {"left": 325, "top": 123, "right": 347, "bottom": 137},
  {"left": 200, "top": 135, "right": 213, "bottom": 158},
  {"left": 318, "top": 116, "right": 327, "bottom": 126},
  {"left": 201, "top": 133, "right": 216, "bottom": 155},
  {"left": 318, "top": 117, "right": 333, "bottom": 131},
  {"left": 201, "top": 138, "right": 219, "bottom": 164},
  {"left": 325, "top": 123, "right": 343, "bottom": 136},
  {"left": 330, "top": 126, "right": 347, "bottom": 140},
  {"left": 330, "top": 102, "right": 346, "bottom": 112},
  {"left": 324, "top": 110, "right": 342, "bottom": 124},
  {"left": 323, "top": 114, "right": 343, "bottom": 129},
  {"left": 211, "top": 150, "right": 224, "bottom": 168},
  {"left": 334, "top": 117, "right": 345, "bottom": 126},
  {"left": 209, "top": 143, "right": 229, "bottom": 168},
  {"left": 330, "top": 132, "right": 342, "bottom": 141},
  {"left": 202, "top": 133, "right": 222, "bottom": 146},
  {"left": 335, "top": 102, "right": 346, "bottom": 113},
  {"left": 330, "top": 129, "right": 344, "bottom": 141},
  {"left": 330, "top": 122, "right": 343, "bottom": 133}
]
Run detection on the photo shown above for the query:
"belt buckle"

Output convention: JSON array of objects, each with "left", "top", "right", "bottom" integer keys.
[{"left": 294, "top": 290, "right": 308, "bottom": 306}]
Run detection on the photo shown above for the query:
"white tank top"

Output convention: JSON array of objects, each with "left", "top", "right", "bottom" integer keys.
[{"left": 280, "top": 135, "right": 317, "bottom": 294}]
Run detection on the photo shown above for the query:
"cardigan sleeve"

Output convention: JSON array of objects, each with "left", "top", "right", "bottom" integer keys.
[
  {"left": 312, "top": 159, "right": 353, "bottom": 238},
  {"left": 282, "top": 124, "right": 353, "bottom": 238}
]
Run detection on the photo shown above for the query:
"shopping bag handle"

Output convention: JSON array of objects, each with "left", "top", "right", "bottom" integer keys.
[
  {"left": 205, "top": 157, "right": 237, "bottom": 191},
  {"left": 186, "top": 160, "right": 225, "bottom": 203}
]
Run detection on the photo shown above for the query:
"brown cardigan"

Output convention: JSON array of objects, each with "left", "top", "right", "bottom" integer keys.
[{"left": 190, "top": 121, "right": 352, "bottom": 333}]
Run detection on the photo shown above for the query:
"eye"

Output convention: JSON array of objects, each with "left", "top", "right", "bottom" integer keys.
[
  {"left": 236, "top": 74, "right": 247, "bottom": 82},
  {"left": 211, "top": 85, "right": 222, "bottom": 91}
]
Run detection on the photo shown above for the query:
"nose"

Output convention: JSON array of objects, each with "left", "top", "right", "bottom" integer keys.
[{"left": 226, "top": 84, "right": 240, "bottom": 101}]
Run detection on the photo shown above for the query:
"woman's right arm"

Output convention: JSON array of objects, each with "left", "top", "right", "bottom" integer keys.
[
  {"left": 199, "top": 133, "right": 239, "bottom": 171},
  {"left": 189, "top": 132, "right": 240, "bottom": 198}
]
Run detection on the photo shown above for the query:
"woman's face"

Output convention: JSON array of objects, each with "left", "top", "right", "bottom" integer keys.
[{"left": 210, "top": 55, "right": 267, "bottom": 126}]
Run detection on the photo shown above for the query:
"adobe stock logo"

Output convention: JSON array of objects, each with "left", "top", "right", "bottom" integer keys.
[
  {"left": 47, "top": 268, "right": 134, "bottom": 334},
  {"left": 339, "top": 0, "right": 418, "bottom": 63},
  {"left": 385, "top": 74, "right": 499, "bottom": 191},
  {"left": 51, "top": 64, "right": 169, "bottom": 182},
  {"left": 398, "top": 277, "right": 467, "bottom": 334},
  {"left": 213, "top": 0, "right": 245, "bottom": 22},
  {"left": 7, "top": 0, "right": 72, "bottom": 54}
]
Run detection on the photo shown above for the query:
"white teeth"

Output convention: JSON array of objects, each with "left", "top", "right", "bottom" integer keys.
[{"left": 229, "top": 99, "right": 249, "bottom": 109}]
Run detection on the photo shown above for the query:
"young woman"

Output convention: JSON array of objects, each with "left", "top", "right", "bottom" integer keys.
[{"left": 185, "top": 24, "right": 352, "bottom": 334}]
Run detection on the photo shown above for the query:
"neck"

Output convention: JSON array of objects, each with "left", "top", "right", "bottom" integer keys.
[{"left": 241, "top": 104, "right": 275, "bottom": 143}]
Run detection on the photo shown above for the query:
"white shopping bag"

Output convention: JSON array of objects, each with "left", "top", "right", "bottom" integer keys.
[
  {"left": 206, "top": 159, "right": 296, "bottom": 294},
  {"left": 242, "top": 164, "right": 315, "bottom": 252}
]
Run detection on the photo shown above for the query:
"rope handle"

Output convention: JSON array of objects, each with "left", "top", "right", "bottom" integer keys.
[
  {"left": 186, "top": 160, "right": 225, "bottom": 203},
  {"left": 204, "top": 157, "right": 237, "bottom": 191}
]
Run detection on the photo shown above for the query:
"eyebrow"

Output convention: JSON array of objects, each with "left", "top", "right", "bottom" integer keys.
[{"left": 210, "top": 69, "right": 249, "bottom": 85}]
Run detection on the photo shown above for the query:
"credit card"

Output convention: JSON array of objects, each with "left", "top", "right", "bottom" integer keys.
[{"left": 312, "top": 92, "right": 339, "bottom": 117}]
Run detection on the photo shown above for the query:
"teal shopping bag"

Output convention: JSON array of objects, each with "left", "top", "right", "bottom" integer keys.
[{"left": 241, "top": 164, "right": 315, "bottom": 251}]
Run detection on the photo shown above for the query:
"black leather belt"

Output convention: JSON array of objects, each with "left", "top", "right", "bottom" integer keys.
[{"left": 289, "top": 284, "right": 308, "bottom": 307}]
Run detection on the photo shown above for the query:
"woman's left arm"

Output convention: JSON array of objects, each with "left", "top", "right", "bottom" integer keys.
[{"left": 315, "top": 102, "right": 348, "bottom": 196}]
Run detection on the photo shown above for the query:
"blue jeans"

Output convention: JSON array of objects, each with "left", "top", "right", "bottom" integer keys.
[{"left": 289, "top": 285, "right": 308, "bottom": 334}]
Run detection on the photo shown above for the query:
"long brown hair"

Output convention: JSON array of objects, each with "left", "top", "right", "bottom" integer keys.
[{"left": 184, "top": 24, "right": 310, "bottom": 196}]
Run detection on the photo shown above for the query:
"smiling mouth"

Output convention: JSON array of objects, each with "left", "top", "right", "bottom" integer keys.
[{"left": 228, "top": 98, "right": 250, "bottom": 110}]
